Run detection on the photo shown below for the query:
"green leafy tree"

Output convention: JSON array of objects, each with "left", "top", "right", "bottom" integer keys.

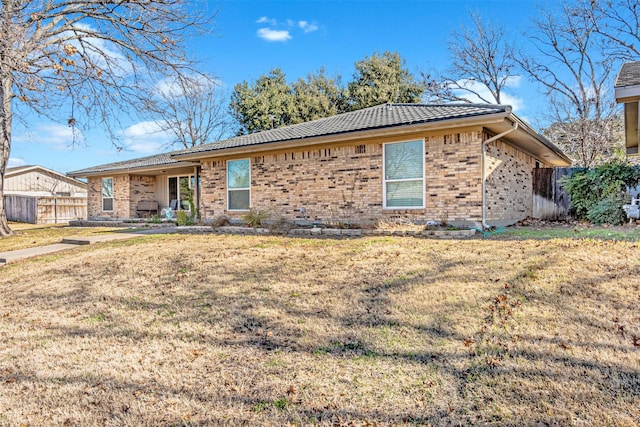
[
  {"left": 347, "top": 51, "right": 424, "bottom": 111},
  {"left": 229, "top": 52, "right": 424, "bottom": 134},
  {"left": 292, "top": 68, "right": 347, "bottom": 123},
  {"left": 229, "top": 69, "right": 297, "bottom": 135}
]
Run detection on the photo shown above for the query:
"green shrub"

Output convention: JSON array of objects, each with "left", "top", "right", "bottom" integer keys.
[
  {"left": 147, "top": 214, "right": 161, "bottom": 224},
  {"left": 561, "top": 161, "right": 640, "bottom": 225},
  {"left": 242, "top": 208, "right": 270, "bottom": 228},
  {"left": 176, "top": 210, "right": 193, "bottom": 226},
  {"left": 586, "top": 195, "right": 627, "bottom": 225}
]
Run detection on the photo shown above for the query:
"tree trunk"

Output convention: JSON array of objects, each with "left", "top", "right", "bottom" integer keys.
[{"left": 0, "top": 71, "right": 14, "bottom": 236}]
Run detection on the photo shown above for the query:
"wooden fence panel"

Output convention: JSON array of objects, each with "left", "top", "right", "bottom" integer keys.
[
  {"left": 532, "top": 168, "right": 575, "bottom": 220},
  {"left": 4, "top": 195, "right": 37, "bottom": 224},
  {"left": 37, "top": 197, "right": 87, "bottom": 224},
  {"left": 4, "top": 195, "right": 86, "bottom": 224}
]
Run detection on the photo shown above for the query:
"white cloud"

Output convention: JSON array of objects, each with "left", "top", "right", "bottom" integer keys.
[
  {"left": 153, "top": 74, "right": 220, "bottom": 99},
  {"left": 8, "top": 157, "right": 26, "bottom": 168},
  {"left": 120, "top": 120, "right": 173, "bottom": 154},
  {"left": 256, "top": 16, "right": 277, "bottom": 26},
  {"left": 14, "top": 123, "right": 83, "bottom": 149},
  {"left": 255, "top": 16, "right": 319, "bottom": 41},
  {"left": 505, "top": 75, "right": 522, "bottom": 88},
  {"left": 449, "top": 77, "right": 524, "bottom": 112},
  {"left": 62, "top": 23, "right": 133, "bottom": 77},
  {"left": 298, "top": 20, "right": 318, "bottom": 33},
  {"left": 257, "top": 28, "right": 292, "bottom": 42}
]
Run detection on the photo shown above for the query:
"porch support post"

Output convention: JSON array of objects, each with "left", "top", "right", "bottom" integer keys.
[{"left": 194, "top": 166, "right": 201, "bottom": 219}]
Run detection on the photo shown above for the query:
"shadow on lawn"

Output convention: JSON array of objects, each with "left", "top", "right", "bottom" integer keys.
[{"left": 3, "top": 238, "right": 639, "bottom": 424}]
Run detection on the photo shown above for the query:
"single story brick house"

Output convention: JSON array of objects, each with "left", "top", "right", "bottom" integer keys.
[
  {"left": 68, "top": 103, "right": 571, "bottom": 228},
  {"left": 615, "top": 61, "right": 640, "bottom": 164}
]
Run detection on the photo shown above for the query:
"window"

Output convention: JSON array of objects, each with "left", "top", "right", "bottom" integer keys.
[
  {"left": 227, "top": 159, "right": 250, "bottom": 210},
  {"left": 102, "top": 177, "right": 114, "bottom": 211},
  {"left": 383, "top": 140, "right": 425, "bottom": 208},
  {"left": 168, "top": 176, "right": 194, "bottom": 211}
]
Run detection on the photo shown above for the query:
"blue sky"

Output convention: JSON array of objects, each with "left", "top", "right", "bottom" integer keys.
[{"left": 9, "top": 0, "right": 547, "bottom": 174}]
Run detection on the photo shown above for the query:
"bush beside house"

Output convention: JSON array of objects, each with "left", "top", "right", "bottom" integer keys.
[{"left": 561, "top": 161, "right": 640, "bottom": 225}]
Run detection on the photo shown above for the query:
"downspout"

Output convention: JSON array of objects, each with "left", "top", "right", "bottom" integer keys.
[{"left": 481, "top": 122, "right": 518, "bottom": 229}]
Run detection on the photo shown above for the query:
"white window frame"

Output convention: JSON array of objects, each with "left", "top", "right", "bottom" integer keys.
[
  {"left": 227, "top": 159, "right": 251, "bottom": 211},
  {"left": 101, "top": 177, "right": 114, "bottom": 212},
  {"left": 168, "top": 175, "right": 194, "bottom": 211},
  {"left": 382, "top": 139, "right": 426, "bottom": 209}
]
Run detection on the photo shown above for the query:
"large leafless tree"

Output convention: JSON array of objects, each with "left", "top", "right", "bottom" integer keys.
[
  {"left": 142, "top": 74, "right": 232, "bottom": 149},
  {"left": 580, "top": 0, "right": 640, "bottom": 62},
  {"left": 424, "top": 11, "right": 517, "bottom": 105},
  {"left": 517, "top": 2, "right": 621, "bottom": 167},
  {"left": 0, "top": 0, "right": 213, "bottom": 235}
]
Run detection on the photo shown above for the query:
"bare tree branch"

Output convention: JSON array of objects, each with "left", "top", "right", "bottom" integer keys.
[
  {"left": 517, "top": 2, "right": 621, "bottom": 167},
  {"left": 424, "top": 11, "right": 516, "bottom": 105},
  {"left": 579, "top": 0, "right": 640, "bottom": 61},
  {"left": 0, "top": 0, "right": 216, "bottom": 235},
  {"left": 142, "top": 74, "right": 233, "bottom": 149}
]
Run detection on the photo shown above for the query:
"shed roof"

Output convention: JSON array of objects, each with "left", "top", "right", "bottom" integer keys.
[{"left": 7, "top": 165, "right": 87, "bottom": 188}]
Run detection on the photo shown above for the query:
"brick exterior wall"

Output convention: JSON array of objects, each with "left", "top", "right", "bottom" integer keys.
[
  {"left": 86, "top": 130, "right": 549, "bottom": 226},
  {"left": 424, "top": 131, "right": 483, "bottom": 224},
  {"left": 199, "top": 130, "right": 508, "bottom": 226},
  {"left": 485, "top": 139, "right": 539, "bottom": 224},
  {"left": 87, "top": 175, "right": 156, "bottom": 219},
  {"left": 128, "top": 176, "right": 157, "bottom": 217}
]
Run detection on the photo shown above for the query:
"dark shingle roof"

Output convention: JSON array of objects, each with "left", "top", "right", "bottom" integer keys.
[
  {"left": 69, "top": 103, "right": 514, "bottom": 175},
  {"left": 615, "top": 61, "right": 640, "bottom": 87},
  {"left": 176, "top": 103, "right": 510, "bottom": 157},
  {"left": 67, "top": 152, "right": 187, "bottom": 176}
]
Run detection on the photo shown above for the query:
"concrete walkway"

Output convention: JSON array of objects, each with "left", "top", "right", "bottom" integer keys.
[{"left": 0, "top": 231, "right": 160, "bottom": 266}]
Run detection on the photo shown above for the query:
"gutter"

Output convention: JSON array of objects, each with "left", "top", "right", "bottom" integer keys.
[
  {"left": 481, "top": 121, "right": 518, "bottom": 229},
  {"left": 509, "top": 114, "right": 571, "bottom": 165},
  {"left": 67, "top": 161, "right": 200, "bottom": 179},
  {"left": 171, "top": 112, "right": 511, "bottom": 162}
]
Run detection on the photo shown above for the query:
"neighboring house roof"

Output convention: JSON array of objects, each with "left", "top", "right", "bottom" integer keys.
[
  {"left": 615, "top": 61, "right": 640, "bottom": 103},
  {"left": 615, "top": 61, "right": 640, "bottom": 87},
  {"left": 6, "top": 165, "right": 87, "bottom": 189},
  {"left": 69, "top": 103, "right": 571, "bottom": 177}
]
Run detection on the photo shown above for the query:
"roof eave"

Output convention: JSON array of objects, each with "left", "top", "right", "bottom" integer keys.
[
  {"left": 67, "top": 161, "right": 200, "bottom": 178},
  {"left": 615, "top": 85, "right": 640, "bottom": 103},
  {"left": 508, "top": 114, "right": 572, "bottom": 166},
  {"left": 171, "top": 112, "right": 511, "bottom": 161}
]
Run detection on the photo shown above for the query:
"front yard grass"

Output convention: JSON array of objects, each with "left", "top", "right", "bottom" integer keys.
[
  {"left": 0, "top": 234, "right": 638, "bottom": 425},
  {"left": 0, "top": 222, "right": 129, "bottom": 252},
  {"left": 487, "top": 223, "right": 640, "bottom": 241}
]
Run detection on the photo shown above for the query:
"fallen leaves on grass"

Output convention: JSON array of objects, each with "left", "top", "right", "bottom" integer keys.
[{"left": 0, "top": 235, "right": 638, "bottom": 425}]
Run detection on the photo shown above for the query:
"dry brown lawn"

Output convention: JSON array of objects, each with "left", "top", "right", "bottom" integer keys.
[
  {"left": 0, "top": 234, "right": 638, "bottom": 426},
  {"left": 0, "top": 223, "right": 128, "bottom": 252}
]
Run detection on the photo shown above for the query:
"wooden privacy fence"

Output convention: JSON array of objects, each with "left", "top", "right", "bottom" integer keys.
[
  {"left": 4, "top": 195, "right": 87, "bottom": 224},
  {"left": 532, "top": 168, "right": 577, "bottom": 220}
]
